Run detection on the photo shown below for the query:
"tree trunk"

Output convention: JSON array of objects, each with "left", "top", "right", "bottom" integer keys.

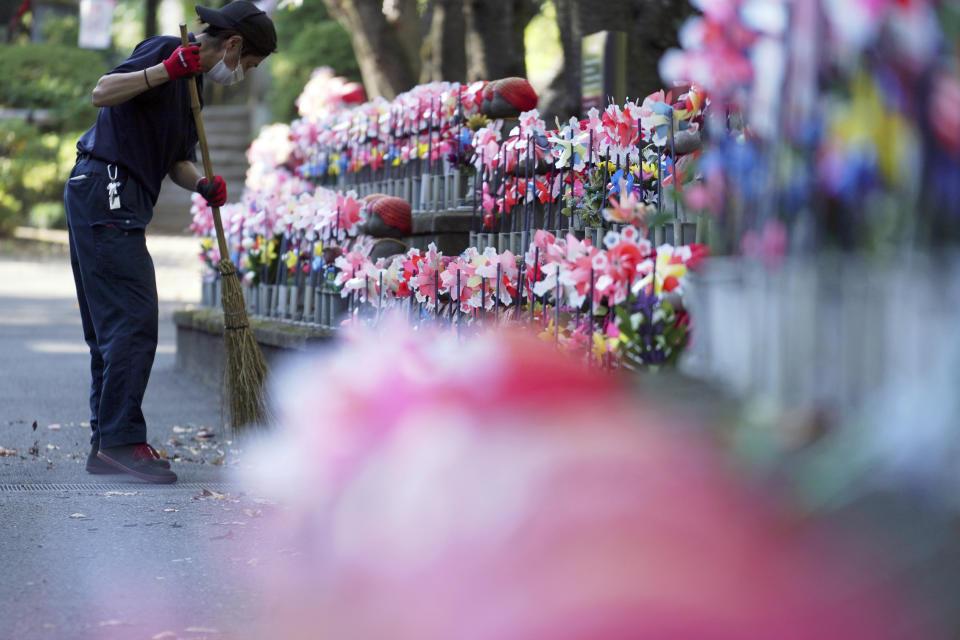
[
  {"left": 463, "top": 0, "right": 534, "bottom": 81},
  {"left": 547, "top": 0, "right": 691, "bottom": 120},
  {"left": 628, "top": 0, "right": 693, "bottom": 99},
  {"left": 145, "top": 0, "right": 160, "bottom": 39},
  {"left": 420, "top": 0, "right": 466, "bottom": 84},
  {"left": 322, "top": 0, "right": 420, "bottom": 99},
  {"left": 549, "top": 0, "right": 583, "bottom": 118}
]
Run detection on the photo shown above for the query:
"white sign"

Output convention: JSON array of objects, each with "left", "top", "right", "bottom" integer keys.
[
  {"left": 581, "top": 32, "right": 606, "bottom": 113},
  {"left": 79, "top": 0, "right": 115, "bottom": 50}
]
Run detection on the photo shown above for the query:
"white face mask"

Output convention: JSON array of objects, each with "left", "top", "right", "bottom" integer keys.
[{"left": 208, "top": 45, "right": 244, "bottom": 86}]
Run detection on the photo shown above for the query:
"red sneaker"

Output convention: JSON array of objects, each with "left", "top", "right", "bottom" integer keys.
[
  {"left": 86, "top": 442, "right": 170, "bottom": 474},
  {"left": 97, "top": 444, "right": 178, "bottom": 484}
]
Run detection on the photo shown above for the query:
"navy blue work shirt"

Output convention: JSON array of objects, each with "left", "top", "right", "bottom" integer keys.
[{"left": 77, "top": 34, "right": 203, "bottom": 206}]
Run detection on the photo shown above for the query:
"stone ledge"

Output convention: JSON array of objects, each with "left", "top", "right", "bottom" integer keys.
[
  {"left": 411, "top": 209, "right": 473, "bottom": 234},
  {"left": 174, "top": 308, "right": 336, "bottom": 385},
  {"left": 174, "top": 308, "right": 335, "bottom": 349}
]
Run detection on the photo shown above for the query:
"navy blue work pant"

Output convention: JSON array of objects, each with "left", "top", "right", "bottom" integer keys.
[{"left": 64, "top": 155, "right": 158, "bottom": 449}]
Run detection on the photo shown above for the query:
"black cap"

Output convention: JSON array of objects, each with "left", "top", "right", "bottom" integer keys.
[{"left": 195, "top": 1, "right": 277, "bottom": 56}]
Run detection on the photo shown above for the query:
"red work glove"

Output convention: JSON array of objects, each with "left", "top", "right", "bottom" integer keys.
[
  {"left": 162, "top": 43, "right": 201, "bottom": 81},
  {"left": 196, "top": 175, "right": 227, "bottom": 207}
]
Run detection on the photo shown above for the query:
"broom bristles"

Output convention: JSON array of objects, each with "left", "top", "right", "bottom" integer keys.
[{"left": 218, "top": 257, "right": 269, "bottom": 429}]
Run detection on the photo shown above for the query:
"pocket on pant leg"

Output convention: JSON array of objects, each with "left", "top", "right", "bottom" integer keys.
[{"left": 92, "top": 224, "right": 154, "bottom": 284}]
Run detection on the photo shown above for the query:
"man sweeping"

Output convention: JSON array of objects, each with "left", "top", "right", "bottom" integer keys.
[{"left": 64, "top": 1, "right": 276, "bottom": 483}]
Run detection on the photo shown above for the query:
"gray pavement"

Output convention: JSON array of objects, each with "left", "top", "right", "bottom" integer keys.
[{"left": 0, "top": 232, "right": 275, "bottom": 640}]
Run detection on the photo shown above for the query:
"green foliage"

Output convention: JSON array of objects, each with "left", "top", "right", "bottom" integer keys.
[
  {"left": 39, "top": 13, "right": 80, "bottom": 45},
  {"left": 524, "top": 0, "right": 562, "bottom": 95},
  {"left": 0, "top": 119, "right": 84, "bottom": 236},
  {"left": 29, "top": 202, "right": 67, "bottom": 229},
  {"left": 614, "top": 295, "right": 689, "bottom": 370},
  {"left": 0, "top": 40, "right": 108, "bottom": 235},
  {"left": 0, "top": 43, "right": 108, "bottom": 130},
  {"left": 0, "top": 191, "right": 23, "bottom": 238},
  {"left": 561, "top": 169, "right": 607, "bottom": 228},
  {"left": 268, "top": 2, "right": 360, "bottom": 123}
]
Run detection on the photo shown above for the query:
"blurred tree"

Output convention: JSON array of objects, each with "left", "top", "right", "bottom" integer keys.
[
  {"left": 463, "top": 0, "right": 537, "bottom": 81},
  {"left": 420, "top": 0, "right": 465, "bottom": 83},
  {"left": 145, "top": 0, "right": 159, "bottom": 37},
  {"left": 0, "top": 42, "right": 109, "bottom": 234},
  {"left": 321, "top": 0, "right": 420, "bottom": 99},
  {"left": 549, "top": 0, "right": 693, "bottom": 117},
  {"left": 269, "top": 1, "right": 360, "bottom": 122},
  {"left": 322, "top": 0, "right": 539, "bottom": 98}
]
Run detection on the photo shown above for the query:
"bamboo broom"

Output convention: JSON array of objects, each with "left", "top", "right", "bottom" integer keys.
[{"left": 180, "top": 23, "right": 268, "bottom": 429}]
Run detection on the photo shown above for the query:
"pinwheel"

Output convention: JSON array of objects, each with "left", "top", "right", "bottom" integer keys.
[{"left": 547, "top": 118, "right": 590, "bottom": 171}]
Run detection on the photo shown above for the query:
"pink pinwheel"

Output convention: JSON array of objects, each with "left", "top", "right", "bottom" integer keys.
[
  {"left": 333, "top": 249, "right": 364, "bottom": 277},
  {"left": 335, "top": 191, "right": 366, "bottom": 237},
  {"left": 634, "top": 243, "right": 692, "bottom": 296},
  {"left": 553, "top": 233, "right": 599, "bottom": 307},
  {"left": 460, "top": 80, "right": 486, "bottom": 115},
  {"left": 410, "top": 244, "right": 447, "bottom": 305},
  {"left": 189, "top": 193, "right": 214, "bottom": 235},
  {"left": 675, "top": 243, "right": 710, "bottom": 271},
  {"left": 601, "top": 103, "right": 640, "bottom": 154},
  {"left": 333, "top": 252, "right": 376, "bottom": 299},
  {"left": 439, "top": 252, "right": 480, "bottom": 313},
  {"left": 595, "top": 240, "right": 646, "bottom": 304},
  {"left": 498, "top": 178, "right": 522, "bottom": 215},
  {"left": 243, "top": 321, "right": 922, "bottom": 640},
  {"left": 518, "top": 109, "right": 546, "bottom": 135},
  {"left": 368, "top": 255, "right": 405, "bottom": 305},
  {"left": 473, "top": 248, "right": 518, "bottom": 307},
  {"left": 533, "top": 229, "right": 557, "bottom": 250},
  {"left": 531, "top": 249, "right": 560, "bottom": 297},
  {"left": 659, "top": 11, "right": 756, "bottom": 105},
  {"left": 605, "top": 185, "right": 655, "bottom": 231},
  {"left": 639, "top": 90, "right": 675, "bottom": 147},
  {"left": 395, "top": 249, "right": 425, "bottom": 299},
  {"left": 481, "top": 182, "right": 496, "bottom": 216},
  {"left": 472, "top": 124, "right": 502, "bottom": 172},
  {"left": 585, "top": 106, "right": 605, "bottom": 148}
]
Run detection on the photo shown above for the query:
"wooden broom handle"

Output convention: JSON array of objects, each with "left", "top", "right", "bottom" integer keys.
[{"left": 179, "top": 23, "right": 230, "bottom": 262}]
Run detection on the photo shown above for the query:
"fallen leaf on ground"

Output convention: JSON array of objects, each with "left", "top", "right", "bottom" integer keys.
[
  {"left": 164, "top": 508, "right": 179, "bottom": 512},
  {"left": 46, "top": 424, "right": 61, "bottom": 430},
  {"left": 172, "top": 425, "right": 192, "bottom": 434},
  {"left": 103, "top": 491, "right": 139, "bottom": 496},
  {"left": 32, "top": 421, "right": 37, "bottom": 431},
  {"left": 195, "top": 489, "right": 230, "bottom": 501},
  {"left": 98, "top": 619, "right": 125, "bottom": 627},
  {"left": 211, "top": 454, "right": 225, "bottom": 466},
  {"left": 242, "top": 509, "right": 262, "bottom": 518},
  {"left": 0, "top": 447, "right": 17, "bottom": 456},
  {"left": 69, "top": 513, "right": 88, "bottom": 519}
]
